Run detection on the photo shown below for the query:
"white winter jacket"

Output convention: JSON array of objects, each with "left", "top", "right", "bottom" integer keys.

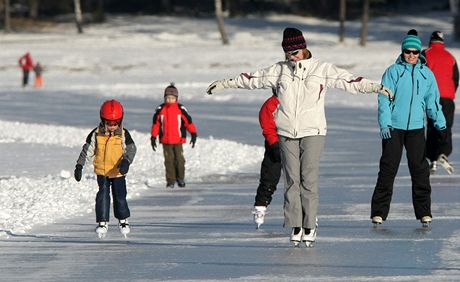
[{"left": 222, "top": 57, "right": 380, "bottom": 138}]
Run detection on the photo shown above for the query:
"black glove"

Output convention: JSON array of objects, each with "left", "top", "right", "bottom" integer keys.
[
  {"left": 151, "top": 136, "right": 157, "bottom": 151},
  {"left": 269, "top": 142, "right": 281, "bottom": 163},
  {"left": 74, "top": 164, "right": 83, "bottom": 182},
  {"left": 119, "top": 158, "right": 130, "bottom": 174},
  {"left": 438, "top": 128, "right": 448, "bottom": 144},
  {"left": 190, "top": 133, "right": 197, "bottom": 148}
]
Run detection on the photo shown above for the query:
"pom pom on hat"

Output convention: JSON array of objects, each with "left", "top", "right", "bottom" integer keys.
[
  {"left": 282, "top": 27, "right": 307, "bottom": 52},
  {"left": 164, "top": 82, "right": 178, "bottom": 97},
  {"left": 401, "top": 29, "right": 422, "bottom": 51},
  {"left": 430, "top": 31, "right": 444, "bottom": 43}
]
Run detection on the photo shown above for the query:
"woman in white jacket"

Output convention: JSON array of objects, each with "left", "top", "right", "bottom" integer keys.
[{"left": 207, "top": 27, "right": 392, "bottom": 246}]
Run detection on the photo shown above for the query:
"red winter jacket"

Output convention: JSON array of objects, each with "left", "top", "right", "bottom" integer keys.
[
  {"left": 151, "top": 102, "right": 197, "bottom": 144},
  {"left": 18, "top": 53, "right": 34, "bottom": 71},
  {"left": 259, "top": 95, "right": 279, "bottom": 145},
  {"left": 423, "top": 42, "right": 459, "bottom": 100}
]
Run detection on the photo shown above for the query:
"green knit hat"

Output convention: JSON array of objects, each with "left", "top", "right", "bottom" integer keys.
[{"left": 401, "top": 29, "right": 422, "bottom": 51}]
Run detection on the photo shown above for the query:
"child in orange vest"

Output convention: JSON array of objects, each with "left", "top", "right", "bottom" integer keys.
[{"left": 74, "top": 100, "right": 137, "bottom": 238}]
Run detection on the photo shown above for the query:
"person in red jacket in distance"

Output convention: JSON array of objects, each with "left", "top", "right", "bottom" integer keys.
[
  {"left": 151, "top": 83, "right": 197, "bottom": 188},
  {"left": 253, "top": 89, "right": 282, "bottom": 229},
  {"left": 18, "top": 52, "right": 34, "bottom": 87},
  {"left": 423, "top": 31, "right": 458, "bottom": 174}
]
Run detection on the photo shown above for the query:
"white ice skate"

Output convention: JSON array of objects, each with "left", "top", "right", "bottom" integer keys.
[
  {"left": 290, "top": 227, "right": 303, "bottom": 247},
  {"left": 95, "top": 222, "right": 108, "bottom": 239},
  {"left": 421, "top": 216, "right": 432, "bottom": 228},
  {"left": 437, "top": 154, "right": 454, "bottom": 175},
  {"left": 302, "top": 220, "right": 318, "bottom": 248},
  {"left": 119, "top": 219, "right": 130, "bottom": 238},
  {"left": 430, "top": 161, "right": 437, "bottom": 174},
  {"left": 252, "top": 206, "right": 267, "bottom": 229},
  {"left": 372, "top": 216, "right": 383, "bottom": 227}
]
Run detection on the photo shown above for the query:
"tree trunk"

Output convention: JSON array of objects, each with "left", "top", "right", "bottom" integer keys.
[
  {"left": 73, "top": 0, "right": 83, "bottom": 34},
  {"left": 455, "top": 0, "right": 460, "bottom": 41},
  {"left": 29, "top": 0, "right": 39, "bottom": 19},
  {"left": 359, "top": 0, "right": 370, "bottom": 47},
  {"left": 4, "top": 0, "right": 11, "bottom": 32},
  {"left": 339, "top": 0, "right": 346, "bottom": 42},
  {"left": 215, "top": 0, "right": 229, "bottom": 45},
  {"left": 93, "top": 0, "right": 105, "bottom": 23}
]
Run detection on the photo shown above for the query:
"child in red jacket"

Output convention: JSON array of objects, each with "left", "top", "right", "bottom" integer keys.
[
  {"left": 252, "top": 91, "right": 282, "bottom": 229},
  {"left": 151, "top": 83, "right": 197, "bottom": 188}
]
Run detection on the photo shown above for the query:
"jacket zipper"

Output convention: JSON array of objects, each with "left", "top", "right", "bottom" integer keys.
[
  {"left": 406, "top": 65, "right": 415, "bottom": 130},
  {"left": 104, "top": 133, "right": 111, "bottom": 174}
]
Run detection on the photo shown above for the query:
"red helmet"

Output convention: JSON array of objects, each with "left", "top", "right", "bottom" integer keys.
[{"left": 100, "top": 100, "right": 124, "bottom": 122}]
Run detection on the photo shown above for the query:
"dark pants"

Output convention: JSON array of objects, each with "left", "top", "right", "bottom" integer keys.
[
  {"left": 371, "top": 128, "right": 431, "bottom": 220},
  {"left": 95, "top": 175, "right": 130, "bottom": 222},
  {"left": 254, "top": 141, "right": 282, "bottom": 206},
  {"left": 163, "top": 144, "right": 185, "bottom": 185},
  {"left": 426, "top": 98, "right": 455, "bottom": 161},
  {"left": 22, "top": 69, "right": 29, "bottom": 87}
]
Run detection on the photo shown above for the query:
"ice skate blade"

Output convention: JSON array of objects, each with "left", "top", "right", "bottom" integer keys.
[
  {"left": 422, "top": 222, "right": 430, "bottom": 228},
  {"left": 304, "top": 241, "right": 314, "bottom": 248},
  {"left": 291, "top": 240, "right": 301, "bottom": 247}
]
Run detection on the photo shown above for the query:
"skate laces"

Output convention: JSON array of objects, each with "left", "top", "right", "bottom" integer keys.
[{"left": 119, "top": 219, "right": 129, "bottom": 228}]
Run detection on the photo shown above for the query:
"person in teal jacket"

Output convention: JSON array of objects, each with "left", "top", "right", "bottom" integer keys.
[{"left": 371, "top": 30, "right": 447, "bottom": 227}]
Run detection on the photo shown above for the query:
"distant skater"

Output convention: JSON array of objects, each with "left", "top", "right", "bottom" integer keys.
[
  {"left": 34, "top": 62, "right": 43, "bottom": 88},
  {"left": 18, "top": 52, "right": 34, "bottom": 87}
]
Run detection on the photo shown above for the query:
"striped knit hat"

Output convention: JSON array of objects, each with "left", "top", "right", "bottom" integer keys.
[
  {"left": 401, "top": 29, "right": 422, "bottom": 51},
  {"left": 282, "top": 27, "right": 307, "bottom": 52},
  {"left": 164, "top": 82, "right": 178, "bottom": 98}
]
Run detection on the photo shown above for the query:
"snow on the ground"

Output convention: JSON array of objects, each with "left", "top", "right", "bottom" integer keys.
[{"left": 0, "top": 120, "right": 263, "bottom": 234}]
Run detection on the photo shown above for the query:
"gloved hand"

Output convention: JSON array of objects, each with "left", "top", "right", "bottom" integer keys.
[
  {"left": 119, "top": 158, "right": 130, "bottom": 175},
  {"left": 190, "top": 133, "right": 197, "bottom": 148},
  {"left": 206, "top": 80, "right": 226, "bottom": 95},
  {"left": 74, "top": 164, "right": 83, "bottom": 182},
  {"left": 438, "top": 128, "right": 448, "bottom": 144},
  {"left": 151, "top": 136, "right": 157, "bottom": 151},
  {"left": 371, "top": 83, "right": 394, "bottom": 101},
  {"left": 269, "top": 142, "right": 281, "bottom": 163},
  {"left": 380, "top": 127, "right": 392, "bottom": 140}
]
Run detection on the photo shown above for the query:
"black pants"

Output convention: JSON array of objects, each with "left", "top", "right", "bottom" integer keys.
[
  {"left": 95, "top": 175, "right": 130, "bottom": 222},
  {"left": 371, "top": 128, "right": 431, "bottom": 220},
  {"left": 254, "top": 141, "right": 282, "bottom": 206},
  {"left": 22, "top": 69, "right": 29, "bottom": 86},
  {"left": 426, "top": 98, "right": 455, "bottom": 161}
]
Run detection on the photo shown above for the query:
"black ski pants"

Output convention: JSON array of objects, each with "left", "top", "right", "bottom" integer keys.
[
  {"left": 426, "top": 98, "right": 455, "bottom": 161},
  {"left": 371, "top": 128, "right": 431, "bottom": 220},
  {"left": 95, "top": 175, "right": 130, "bottom": 222},
  {"left": 254, "top": 141, "right": 282, "bottom": 207}
]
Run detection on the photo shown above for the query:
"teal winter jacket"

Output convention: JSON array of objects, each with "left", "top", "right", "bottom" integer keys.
[{"left": 378, "top": 55, "right": 446, "bottom": 131}]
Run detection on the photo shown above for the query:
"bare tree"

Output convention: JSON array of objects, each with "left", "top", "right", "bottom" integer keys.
[
  {"left": 215, "top": 0, "right": 229, "bottom": 45},
  {"left": 359, "top": 0, "right": 370, "bottom": 46},
  {"left": 4, "top": 0, "right": 11, "bottom": 32},
  {"left": 455, "top": 0, "right": 460, "bottom": 41},
  {"left": 339, "top": 0, "right": 346, "bottom": 42},
  {"left": 74, "top": 0, "right": 83, "bottom": 34},
  {"left": 29, "top": 0, "right": 39, "bottom": 19}
]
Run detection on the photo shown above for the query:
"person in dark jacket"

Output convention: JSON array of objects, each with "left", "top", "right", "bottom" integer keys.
[
  {"left": 371, "top": 30, "right": 447, "bottom": 227},
  {"left": 151, "top": 83, "right": 197, "bottom": 188},
  {"left": 423, "top": 31, "right": 458, "bottom": 174},
  {"left": 252, "top": 90, "right": 282, "bottom": 229}
]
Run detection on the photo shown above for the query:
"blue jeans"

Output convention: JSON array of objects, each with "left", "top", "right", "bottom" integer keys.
[{"left": 95, "top": 175, "right": 130, "bottom": 222}]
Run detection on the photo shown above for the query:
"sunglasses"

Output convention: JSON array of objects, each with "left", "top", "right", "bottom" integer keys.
[
  {"left": 286, "top": 49, "right": 301, "bottom": 56},
  {"left": 403, "top": 49, "right": 420, "bottom": 55},
  {"left": 105, "top": 121, "right": 120, "bottom": 126}
]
